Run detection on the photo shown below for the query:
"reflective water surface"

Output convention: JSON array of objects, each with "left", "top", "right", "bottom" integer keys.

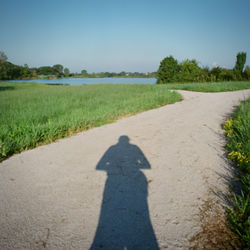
[{"left": 9, "top": 77, "right": 156, "bottom": 85}]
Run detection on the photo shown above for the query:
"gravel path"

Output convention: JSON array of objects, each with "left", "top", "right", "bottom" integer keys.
[{"left": 1, "top": 89, "right": 250, "bottom": 249}]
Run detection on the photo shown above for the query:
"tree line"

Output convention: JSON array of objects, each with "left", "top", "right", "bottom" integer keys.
[
  {"left": 0, "top": 51, "right": 156, "bottom": 80},
  {"left": 76, "top": 70, "right": 156, "bottom": 78},
  {"left": 1, "top": 50, "right": 249, "bottom": 82},
  {"left": 0, "top": 51, "right": 71, "bottom": 80},
  {"left": 157, "top": 52, "right": 250, "bottom": 84}
]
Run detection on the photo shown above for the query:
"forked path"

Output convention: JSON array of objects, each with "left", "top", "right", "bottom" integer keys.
[{"left": 1, "top": 90, "right": 250, "bottom": 249}]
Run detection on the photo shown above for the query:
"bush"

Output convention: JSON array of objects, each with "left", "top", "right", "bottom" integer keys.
[
  {"left": 224, "top": 99, "right": 250, "bottom": 248},
  {"left": 177, "top": 59, "right": 202, "bottom": 82},
  {"left": 244, "top": 66, "right": 250, "bottom": 80},
  {"left": 156, "top": 56, "right": 180, "bottom": 83},
  {"left": 156, "top": 52, "right": 247, "bottom": 84}
]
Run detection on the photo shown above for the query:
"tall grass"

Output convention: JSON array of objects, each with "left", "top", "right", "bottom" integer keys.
[
  {"left": 0, "top": 82, "right": 182, "bottom": 161},
  {"left": 165, "top": 81, "right": 250, "bottom": 92},
  {"left": 223, "top": 99, "right": 250, "bottom": 248}
]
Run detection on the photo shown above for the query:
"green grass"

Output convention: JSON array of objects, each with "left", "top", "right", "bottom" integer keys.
[
  {"left": 164, "top": 81, "right": 250, "bottom": 92},
  {"left": 223, "top": 99, "right": 250, "bottom": 248},
  {"left": 0, "top": 82, "right": 182, "bottom": 161}
]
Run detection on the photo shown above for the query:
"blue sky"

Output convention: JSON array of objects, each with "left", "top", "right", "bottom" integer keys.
[{"left": 1, "top": 0, "right": 250, "bottom": 73}]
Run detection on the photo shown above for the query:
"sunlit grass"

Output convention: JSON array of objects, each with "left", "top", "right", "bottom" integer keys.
[
  {"left": 165, "top": 81, "right": 250, "bottom": 92},
  {"left": 224, "top": 99, "right": 250, "bottom": 248},
  {"left": 0, "top": 82, "right": 182, "bottom": 161}
]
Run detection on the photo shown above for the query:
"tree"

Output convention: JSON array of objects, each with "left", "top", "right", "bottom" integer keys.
[
  {"left": 178, "top": 59, "right": 201, "bottom": 82},
  {"left": 21, "top": 64, "right": 31, "bottom": 78},
  {"left": 81, "top": 69, "right": 88, "bottom": 76},
  {"left": 0, "top": 51, "right": 8, "bottom": 62},
  {"left": 210, "top": 67, "right": 222, "bottom": 81},
  {"left": 0, "top": 61, "right": 22, "bottom": 80},
  {"left": 52, "top": 64, "right": 64, "bottom": 76},
  {"left": 38, "top": 66, "right": 54, "bottom": 75},
  {"left": 157, "top": 56, "right": 180, "bottom": 83},
  {"left": 0, "top": 61, "right": 11, "bottom": 79},
  {"left": 234, "top": 52, "right": 247, "bottom": 73},
  {"left": 244, "top": 65, "right": 250, "bottom": 80},
  {"left": 118, "top": 71, "right": 126, "bottom": 77},
  {"left": 64, "top": 67, "right": 70, "bottom": 77},
  {"left": 218, "top": 69, "right": 235, "bottom": 81},
  {"left": 199, "top": 67, "right": 210, "bottom": 82}
]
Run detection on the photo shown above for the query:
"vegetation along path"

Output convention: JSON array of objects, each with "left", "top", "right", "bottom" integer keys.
[{"left": 0, "top": 89, "right": 250, "bottom": 249}]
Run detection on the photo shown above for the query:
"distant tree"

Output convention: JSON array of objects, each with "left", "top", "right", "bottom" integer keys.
[
  {"left": 0, "top": 61, "right": 11, "bottom": 79},
  {"left": 21, "top": 64, "right": 31, "bottom": 78},
  {"left": 30, "top": 67, "right": 38, "bottom": 78},
  {"left": 178, "top": 59, "right": 201, "bottom": 82},
  {"left": 0, "top": 61, "right": 22, "bottom": 80},
  {"left": 157, "top": 56, "right": 180, "bottom": 83},
  {"left": 218, "top": 69, "right": 232, "bottom": 81},
  {"left": 210, "top": 67, "right": 222, "bottom": 81},
  {"left": 0, "top": 51, "right": 8, "bottom": 62},
  {"left": 81, "top": 69, "right": 88, "bottom": 76},
  {"left": 234, "top": 52, "right": 247, "bottom": 73},
  {"left": 198, "top": 67, "right": 211, "bottom": 82},
  {"left": 118, "top": 71, "right": 126, "bottom": 77},
  {"left": 64, "top": 67, "right": 70, "bottom": 77},
  {"left": 52, "top": 64, "right": 64, "bottom": 76},
  {"left": 244, "top": 65, "right": 250, "bottom": 80},
  {"left": 38, "top": 66, "right": 54, "bottom": 75}
]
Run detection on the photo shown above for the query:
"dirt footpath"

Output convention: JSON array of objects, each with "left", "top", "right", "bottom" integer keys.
[{"left": 1, "top": 89, "right": 249, "bottom": 249}]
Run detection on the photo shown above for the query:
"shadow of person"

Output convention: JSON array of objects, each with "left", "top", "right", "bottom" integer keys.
[{"left": 90, "top": 136, "right": 159, "bottom": 250}]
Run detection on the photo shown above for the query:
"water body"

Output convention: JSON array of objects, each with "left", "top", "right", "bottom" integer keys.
[{"left": 10, "top": 77, "right": 156, "bottom": 86}]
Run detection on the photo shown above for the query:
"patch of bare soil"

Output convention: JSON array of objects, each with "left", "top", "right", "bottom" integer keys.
[{"left": 190, "top": 199, "right": 240, "bottom": 249}]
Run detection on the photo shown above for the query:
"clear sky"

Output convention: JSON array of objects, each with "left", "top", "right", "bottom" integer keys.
[{"left": 1, "top": 0, "right": 250, "bottom": 73}]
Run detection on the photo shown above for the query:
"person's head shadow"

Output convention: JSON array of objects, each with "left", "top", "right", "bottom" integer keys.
[
  {"left": 90, "top": 136, "right": 159, "bottom": 250},
  {"left": 96, "top": 135, "right": 150, "bottom": 174}
]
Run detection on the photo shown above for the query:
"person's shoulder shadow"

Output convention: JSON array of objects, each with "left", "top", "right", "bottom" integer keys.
[{"left": 90, "top": 136, "right": 159, "bottom": 250}]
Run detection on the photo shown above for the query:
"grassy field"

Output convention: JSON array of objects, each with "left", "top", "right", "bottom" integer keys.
[
  {"left": 223, "top": 99, "right": 250, "bottom": 248},
  {"left": 165, "top": 81, "right": 250, "bottom": 92},
  {"left": 1, "top": 81, "right": 249, "bottom": 162},
  {"left": 0, "top": 82, "right": 182, "bottom": 161}
]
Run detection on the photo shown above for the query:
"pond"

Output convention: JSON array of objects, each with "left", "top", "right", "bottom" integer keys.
[{"left": 9, "top": 78, "right": 157, "bottom": 85}]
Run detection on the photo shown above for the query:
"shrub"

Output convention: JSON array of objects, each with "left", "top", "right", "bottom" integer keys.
[
  {"left": 156, "top": 56, "right": 180, "bottom": 83},
  {"left": 244, "top": 66, "right": 250, "bottom": 80},
  {"left": 177, "top": 59, "right": 202, "bottom": 82},
  {"left": 224, "top": 99, "right": 250, "bottom": 248}
]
